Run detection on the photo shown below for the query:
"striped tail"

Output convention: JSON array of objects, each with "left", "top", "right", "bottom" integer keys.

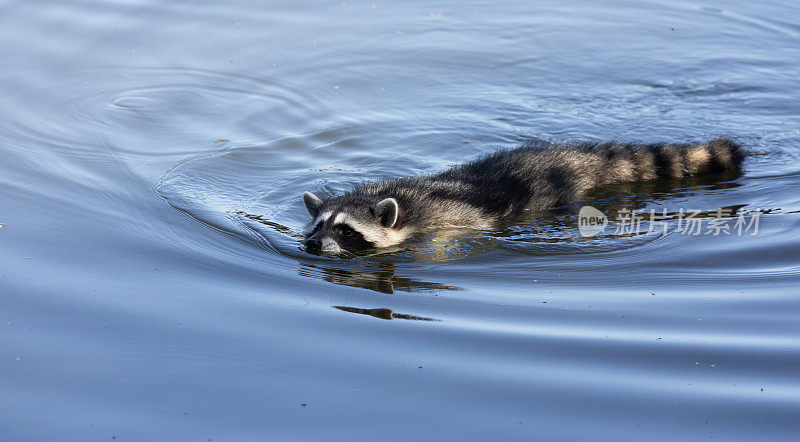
[{"left": 583, "top": 137, "right": 745, "bottom": 185}]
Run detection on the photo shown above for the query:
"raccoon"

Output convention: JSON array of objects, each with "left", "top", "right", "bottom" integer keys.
[{"left": 302, "top": 137, "right": 744, "bottom": 255}]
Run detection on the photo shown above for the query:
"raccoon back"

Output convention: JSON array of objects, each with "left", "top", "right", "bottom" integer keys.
[{"left": 354, "top": 137, "right": 744, "bottom": 228}]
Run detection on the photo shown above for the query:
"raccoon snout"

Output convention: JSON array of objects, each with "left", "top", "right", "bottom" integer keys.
[{"left": 305, "top": 238, "right": 322, "bottom": 252}]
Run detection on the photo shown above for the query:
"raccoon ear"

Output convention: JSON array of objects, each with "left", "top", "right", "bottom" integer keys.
[
  {"left": 375, "top": 198, "right": 398, "bottom": 228},
  {"left": 303, "top": 192, "right": 324, "bottom": 217}
]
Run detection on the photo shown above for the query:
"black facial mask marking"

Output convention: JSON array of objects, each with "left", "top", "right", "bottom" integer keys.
[
  {"left": 304, "top": 212, "right": 377, "bottom": 256},
  {"left": 334, "top": 224, "right": 375, "bottom": 253}
]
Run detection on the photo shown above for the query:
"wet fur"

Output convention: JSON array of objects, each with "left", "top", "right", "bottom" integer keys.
[{"left": 303, "top": 137, "right": 744, "bottom": 254}]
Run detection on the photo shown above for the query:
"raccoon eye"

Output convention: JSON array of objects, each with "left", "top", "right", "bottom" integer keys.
[{"left": 338, "top": 225, "right": 356, "bottom": 237}]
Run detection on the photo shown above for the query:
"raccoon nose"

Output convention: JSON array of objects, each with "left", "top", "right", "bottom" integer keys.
[{"left": 305, "top": 238, "right": 321, "bottom": 251}]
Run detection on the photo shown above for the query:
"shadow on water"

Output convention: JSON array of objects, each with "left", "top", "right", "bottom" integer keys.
[
  {"left": 298, "top": 262, "right": 463, "bottom": 294},
  {"left": 333, "top": 305, "right": 441, "bottom": 322}
]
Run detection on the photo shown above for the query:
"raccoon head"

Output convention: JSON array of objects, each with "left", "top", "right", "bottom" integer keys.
[{"left": 302, "top": 191, "right": 402, "bottom": 256}]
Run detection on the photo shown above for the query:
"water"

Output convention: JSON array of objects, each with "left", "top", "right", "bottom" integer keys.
[{"left": 1, "top": 0, "right": 799, "bottom": 440}]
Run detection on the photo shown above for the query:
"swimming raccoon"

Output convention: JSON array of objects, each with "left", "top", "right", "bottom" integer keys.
[{"left": 302, "top": 137, "right": 744, "bottom": 255}]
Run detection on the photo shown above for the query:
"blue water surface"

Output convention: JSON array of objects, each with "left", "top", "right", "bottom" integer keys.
[{"left": 1, "top": 0, "right": 799, "bottom": 440}]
